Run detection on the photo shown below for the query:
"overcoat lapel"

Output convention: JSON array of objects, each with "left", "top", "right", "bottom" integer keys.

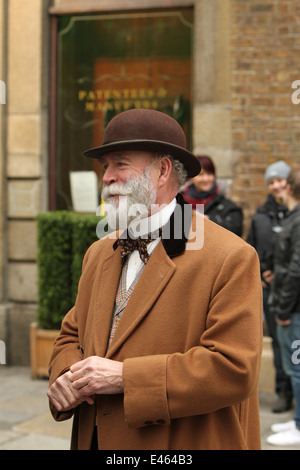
[
  {"left": 92, "top": 248, "right": 122, "bottom": 357},
  {"left": 106, "top": 241, "right": 176, "bottom": 358}
]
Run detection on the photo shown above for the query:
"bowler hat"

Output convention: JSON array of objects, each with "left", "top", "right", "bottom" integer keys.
[{"left": 83, "top": 108, "right": 201, "bottom": 178}]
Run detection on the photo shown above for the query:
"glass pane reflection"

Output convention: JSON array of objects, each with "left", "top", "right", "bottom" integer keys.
[{"left": 56, "top": 10, "right": 193, "bottom": 210}]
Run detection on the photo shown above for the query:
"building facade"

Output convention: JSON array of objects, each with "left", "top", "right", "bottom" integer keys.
[{"left": 0, "top": 0, "right": 299, "bottom": 365}]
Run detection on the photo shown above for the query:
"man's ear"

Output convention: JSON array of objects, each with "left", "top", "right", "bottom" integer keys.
[{"left": 157, "top": 156, "right": 173, "bottom": 187}]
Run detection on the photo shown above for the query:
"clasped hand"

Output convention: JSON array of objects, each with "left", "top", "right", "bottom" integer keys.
[{"left": 47, "top": 356, "right": 124, "bottom": 412}]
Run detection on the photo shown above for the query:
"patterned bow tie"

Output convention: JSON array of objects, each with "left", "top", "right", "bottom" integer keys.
[
  {"left": 116, "top": 234, "right": 155, "bottom": 264},
  {"left": 117, "top": 235, "right": 153, "bottom": 264}
]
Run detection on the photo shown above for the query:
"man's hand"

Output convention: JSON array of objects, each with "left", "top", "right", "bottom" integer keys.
[
  {"left": 47, "top": 370, "right": 95, "bottom": 412},
  {"left": 47, "top": 356, "right": 123, "bottom": 413},
  {"left": 276, "top": 317, "right": 291, "bottom": 326},
  {"left": 70, "top": 356, "right": 124, "bottom": 396}
]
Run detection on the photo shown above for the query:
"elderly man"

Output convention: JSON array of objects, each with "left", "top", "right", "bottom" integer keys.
[{"left": 48, "top": 108, "right": 262, "bottom": 450}]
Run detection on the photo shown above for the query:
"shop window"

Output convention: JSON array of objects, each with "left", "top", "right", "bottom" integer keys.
[{"left": 53, "top": 9, "right": 193, "bottom": 210}]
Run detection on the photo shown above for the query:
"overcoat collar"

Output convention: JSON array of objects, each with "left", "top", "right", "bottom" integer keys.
[{"left": 161, "top": 193, "right": 192, "bottom": 257}]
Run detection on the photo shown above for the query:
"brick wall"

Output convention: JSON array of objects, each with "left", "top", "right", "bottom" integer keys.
[{"left": 230, "top": 0, "right": 300, "bottom": 236}]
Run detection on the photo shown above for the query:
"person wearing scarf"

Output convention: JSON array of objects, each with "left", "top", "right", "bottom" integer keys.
[{"left": 183, "top": 155, "right": 243, "bottom": 236}]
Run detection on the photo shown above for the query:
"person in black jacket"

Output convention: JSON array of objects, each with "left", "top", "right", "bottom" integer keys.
[
  {"left": 247, "top": 160, "right": 292, "bottom": 413},
  {"left": 183, "top": 155, "right": 243, "bottom": 236},
  {"left": 267, "top": 168, "right": 300, "bottom": 446}
]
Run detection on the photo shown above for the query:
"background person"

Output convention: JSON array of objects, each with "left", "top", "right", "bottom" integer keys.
[
  {"left": 247, "top": 160, "right": 292, "bottom": 413},
  {"left": 47, "top": 109, "right": 262, "bottom": 450},
  {"left": 182, "top": 155, "right": 243, "bottom": 236},
  {"left": 267, "top": 168, "right": 300, "bottom": 446}
]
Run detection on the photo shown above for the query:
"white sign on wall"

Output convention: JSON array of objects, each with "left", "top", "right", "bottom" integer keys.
[
  {"left": 0, "top": 341, "right": 6, "bottom": 365},
  {"left": 0, "top": 80, "right": 6, "bottom": 104},
  {"left": 70, "top": 171, "right": 99, "bottom": 213}
]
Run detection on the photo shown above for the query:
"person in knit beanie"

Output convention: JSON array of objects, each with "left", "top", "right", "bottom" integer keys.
[
  {"left": 247, "top": 160, "right": 292, "bottom": 414},
  {"left": 265, "top": 160, "right": 291, "bottom": 186}
]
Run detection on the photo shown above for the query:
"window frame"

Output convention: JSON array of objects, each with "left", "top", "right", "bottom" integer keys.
[{"left": 49, "top": 0, "right": 194, "bottom": 15}]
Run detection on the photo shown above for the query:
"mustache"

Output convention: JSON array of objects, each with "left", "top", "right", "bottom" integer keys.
[{"left": 102, "top": 183, "right": 133, "bottom": 200}]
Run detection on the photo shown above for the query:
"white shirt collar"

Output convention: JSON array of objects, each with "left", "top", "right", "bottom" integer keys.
[{"left": 128, "top": 198, "right": 177, "bottom": 239}]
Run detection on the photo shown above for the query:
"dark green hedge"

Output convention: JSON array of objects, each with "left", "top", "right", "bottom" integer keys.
[
  {"left": 71, "top": 214, "right": 102, "bottom": 303},
  {"left": 37, "top": 211, "right": 103, "bottom": 330}
]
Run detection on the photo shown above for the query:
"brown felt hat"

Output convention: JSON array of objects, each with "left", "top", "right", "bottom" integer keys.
[{"left": 83, "top": 108, "right": 201, "bottom": 178}]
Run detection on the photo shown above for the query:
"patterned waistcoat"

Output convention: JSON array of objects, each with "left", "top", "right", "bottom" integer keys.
[{"left": 107, "top": 259, "right": 145, "bottom": 348}]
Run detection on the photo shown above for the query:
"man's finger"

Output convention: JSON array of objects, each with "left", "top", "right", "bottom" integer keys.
[
  {"left": 70, "top": 358, "right": 88, "bottom": 373},
  {"left": 71, "top": 376, "right": 90, "bottom": 390}
]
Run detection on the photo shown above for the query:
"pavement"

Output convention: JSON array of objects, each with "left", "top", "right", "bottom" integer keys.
[{"left": 0, "top": 366, "right": 299, "bottom": 451}]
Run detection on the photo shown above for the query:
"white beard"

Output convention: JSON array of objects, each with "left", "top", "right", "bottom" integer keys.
[{"left": 101, "top": 167, "right": 157, "bottom": 230}]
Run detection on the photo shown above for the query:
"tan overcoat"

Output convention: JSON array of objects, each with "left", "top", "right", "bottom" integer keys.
[{"left": 49, "top": 210, "right": 263, "bottom": 450}]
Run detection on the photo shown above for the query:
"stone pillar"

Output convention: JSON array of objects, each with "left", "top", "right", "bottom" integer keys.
[
  {"left": 4, "top": 0, "right": 49, "bottom": 364},
  {"left": 193, "top": 0, "right": 233, "bottom": 180},
  {"left": 0, "top": 0, "right": 9, "bottom": 354}
]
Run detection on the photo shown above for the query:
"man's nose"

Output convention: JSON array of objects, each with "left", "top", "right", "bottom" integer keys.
[{"left": 102, "top": 166, "right": 117, "bottom": 185}]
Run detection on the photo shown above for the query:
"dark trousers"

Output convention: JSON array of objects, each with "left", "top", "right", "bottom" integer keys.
[{"left": 263, "top": 287, "right": 293, "bottom": 397}]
